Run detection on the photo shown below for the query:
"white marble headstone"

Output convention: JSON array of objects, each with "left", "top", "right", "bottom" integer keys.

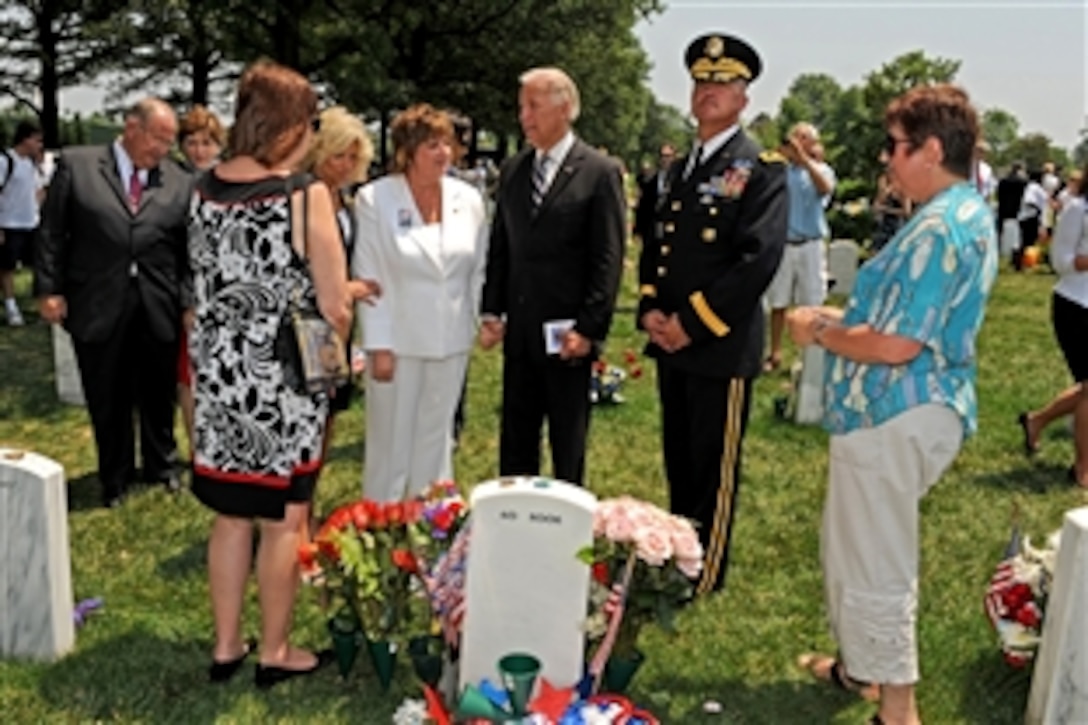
[
  {"left": 791, "top": 344, "right": 826, "bottom": 425},
  {"left": 0, "top": 448, "right": 75, "bottom": 661},
  {"left": 460, "top": 477, "right": 596, "bottom": 692},
  {"left": 828, "top": 239, "right": 860, "bottom": 297},
  {"left": 51, "top": 324, "right": 85, "bottom": 406},
  {"left": 1026, "top": 506, "right": 1088, "bottom": 724},
  {"left": 1000, "top": 218, "right": 1021, "bottom": 259}
]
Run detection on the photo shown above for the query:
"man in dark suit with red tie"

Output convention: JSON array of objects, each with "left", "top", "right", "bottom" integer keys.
[
  {"left": 36, "top": 98, "right": 193, "bottom": 507},
  {"left": 638, "top": 34, "right": 787, "bottom": 596},
  {"left": 479, "top": 66, "right": 626, "bottom": 486}
]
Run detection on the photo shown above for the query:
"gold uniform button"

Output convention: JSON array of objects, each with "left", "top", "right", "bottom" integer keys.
[
  {"left": 709, "top": 206, "right": 719, "bottom": 216},
  {"left": 702, "top": 227, "right": 717, "bottom": 243},
  {"left": 671, "top": 200, "right": 681, "bottom": 211},
  {"left": 664, "top": 222, "right": 675, "bottom": 233},
  {"left": 657, "top": 266, "right": 667, "bottom": 277},
  {"left": 661, "top": 245, "right": 670, "bottom": 256}
]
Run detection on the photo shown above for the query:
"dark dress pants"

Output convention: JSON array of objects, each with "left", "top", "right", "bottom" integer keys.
[
  {"left": 73, "top": 285, "right": 178, "bottom": 499},
  {"left": 499, "top": 353, "right": 591, "bottom": 486},
  {"left": 657, "top": 362, "right": 752, "bottom": 596}
]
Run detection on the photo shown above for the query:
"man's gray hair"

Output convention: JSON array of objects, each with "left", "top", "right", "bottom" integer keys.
[
  {"left": 125, "top": 98, "right": 174, "bottom": 124},
  {"left": 519, "top": 67, "right": 581, "bottom": 122},
  {"left": 789, "top": 121, "right": 819, "bottom": 141}
]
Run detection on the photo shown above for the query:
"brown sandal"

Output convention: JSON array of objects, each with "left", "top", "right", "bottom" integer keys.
[{"left": 797, "top": 652, "right": 880, "bottom": 702}]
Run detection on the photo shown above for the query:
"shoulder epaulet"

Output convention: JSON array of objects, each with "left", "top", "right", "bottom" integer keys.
[{"left": 759, "top": 150, "right": 786, "bottom": 165}]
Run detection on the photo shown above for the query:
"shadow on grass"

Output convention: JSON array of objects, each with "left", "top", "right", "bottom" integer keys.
[
  {"left": 640, "top": 674, "right": 866, "bottom": 722},
  {"left": 38, "top": 629, "right": 238, "bottom": 721},
  {"left": 156, "top": 540, "right": 206, "bottom": 580},
  {"left": 970, "top": 463, "right": 1074, "bottom": 495},
  {"left": 956, "top": 650, "right": 1032, "bottom": 724},
  {"left": 66, "top": 472, "right": 106, "bottom": 512}
]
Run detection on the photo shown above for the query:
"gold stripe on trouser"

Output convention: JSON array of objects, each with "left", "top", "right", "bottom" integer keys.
[{"left": 696, "top": 377, "right": 746, "bottom": 595}]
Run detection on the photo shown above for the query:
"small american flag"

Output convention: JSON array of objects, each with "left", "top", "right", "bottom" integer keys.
[{"left": 983, "top": 526, "right": 1020, "bottom": 627}]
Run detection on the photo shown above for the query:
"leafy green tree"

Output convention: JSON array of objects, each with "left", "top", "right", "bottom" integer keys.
[
  {"left": 638, "top": 99, "right": 694, "bottom": 161},
  {"left": 1003, "top": 133, "right": 1067, "bottom": 172},
  {"left": 776, "top": 73, "right": 843, "bottom": 140},
  {"left": 0, "top": 0, "right": 129, "bottom": 146},
  {"left": 1073, "top": 131, "right": 1088, "bottom": 169},
  {"left": 745, "top": 111, "right": 778, "bottom": 151},
  {"left": 980, "top": 108, "right": 1020, "bottom": 167}
]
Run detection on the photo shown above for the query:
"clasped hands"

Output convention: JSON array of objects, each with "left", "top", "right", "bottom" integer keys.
[
  {"left": 477, "top": 319, "right": 592, "bottom": 360},
  {"left": 786, "top": 305, "right": 843, "bottom": 347},
  {"left": 640, "top": 310, "right": 691, "bottom": 353}
]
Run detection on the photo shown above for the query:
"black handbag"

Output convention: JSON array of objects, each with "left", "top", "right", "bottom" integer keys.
[{"left": 275, "top": 176, "right": 350, "bottom": 395}]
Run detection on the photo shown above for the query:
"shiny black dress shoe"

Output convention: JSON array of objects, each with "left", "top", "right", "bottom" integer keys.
[
  {"left": 209, "top": 639, "right": 256, "bottom": 683},
  {"left": 254, "top": 649, "right": 335, "bottom": 690}
]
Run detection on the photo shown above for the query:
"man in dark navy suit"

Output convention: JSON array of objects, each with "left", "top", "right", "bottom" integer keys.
[
  {"left": 36, "top": 98, "right": 192, "bottom": 507},
  {"left": 638, "top": 34, "right": 787, "bottom": 595},
  {"left": 480, "top": 66, "right": 626, "bottom": 486}
]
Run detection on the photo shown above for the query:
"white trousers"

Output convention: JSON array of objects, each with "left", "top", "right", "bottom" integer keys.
[
  {"left": 822, "top": 404, "right": 962, "bottom": 685},
  {"left": 363, "top": 352, "right": 468, "bottom": 502}
]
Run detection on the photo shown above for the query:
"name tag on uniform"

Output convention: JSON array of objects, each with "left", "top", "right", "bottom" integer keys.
[{"left": 397, "top": 208, "right": 412, "bottom": 229}]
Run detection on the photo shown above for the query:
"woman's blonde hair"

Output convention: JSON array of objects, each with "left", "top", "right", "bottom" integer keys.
[{"left": 304, "top": 106, "right": 374, "bottom": 184}]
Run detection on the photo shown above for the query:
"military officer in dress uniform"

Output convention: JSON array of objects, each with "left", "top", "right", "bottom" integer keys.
[{"left": 637, "top": 33, "right": 787, "bottom": 596}]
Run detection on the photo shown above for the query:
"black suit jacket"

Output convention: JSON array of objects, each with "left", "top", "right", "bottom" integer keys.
[
  {"left": 637, "top": 130, "right": 787, "bottom": 379},
  {"left": 35, "top": 145, "right": 193, "bottom": 343},
  {"left": 633, "top": 170, "right": 662, "bottom": 242},
  {"left": 481, "top": 138, "right": 626, "bottom": 361}
]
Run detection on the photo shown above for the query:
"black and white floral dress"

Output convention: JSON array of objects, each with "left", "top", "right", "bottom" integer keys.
[{"left": 188, "top": 172, "right": 327, "bottom": 520}]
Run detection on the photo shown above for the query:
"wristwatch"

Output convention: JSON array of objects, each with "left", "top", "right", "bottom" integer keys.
[{"left": 813, "top": 316, "right": 832, "bottom": 346}]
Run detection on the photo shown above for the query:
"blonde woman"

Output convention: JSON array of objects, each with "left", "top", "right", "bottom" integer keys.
[{"left": 304, "top": 106, "right": 379, "bottom": 432}]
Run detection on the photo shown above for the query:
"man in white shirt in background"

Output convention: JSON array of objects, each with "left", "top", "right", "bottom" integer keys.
[{"left": 0, "top": 119, "right": 44, "bottom": 326}]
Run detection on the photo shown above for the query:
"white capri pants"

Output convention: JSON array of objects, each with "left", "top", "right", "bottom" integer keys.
[
  {"left": 822, "top": 403, "right": 962, "bottom": 685},
  {"left": 363, "top": 352, "right": 469, "bottom": 502},
  {"left": 766, "top": 239, "right": 827, "bottom": 308}
]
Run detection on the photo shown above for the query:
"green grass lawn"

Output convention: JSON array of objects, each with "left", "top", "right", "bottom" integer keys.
[{"left": 1, "top": 263, "right": 1083, "bottom": 724}]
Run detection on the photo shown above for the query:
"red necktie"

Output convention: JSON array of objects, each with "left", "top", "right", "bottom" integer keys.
[{"left": 128, "top": 172, "right": 143, "bottom": 213}]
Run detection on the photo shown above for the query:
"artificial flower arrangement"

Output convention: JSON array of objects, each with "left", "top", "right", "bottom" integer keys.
[
  {"left": 984, "top": 527, "right": 1061, "bottom": 667},
  {"left": 590, "top": 350, "right": 643, "bottom": 405},
  {"left": 578, "top": 496, "right": 703, "bottom": 687}
]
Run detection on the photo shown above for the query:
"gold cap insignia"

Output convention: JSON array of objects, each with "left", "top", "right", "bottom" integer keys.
[{"left": 706, "top": 36, "right": 724, "bottom": 59}]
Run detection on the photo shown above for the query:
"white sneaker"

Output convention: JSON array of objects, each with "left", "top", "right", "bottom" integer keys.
[{"left": 5, "top": 303, "right": 24, "bottom": 326}]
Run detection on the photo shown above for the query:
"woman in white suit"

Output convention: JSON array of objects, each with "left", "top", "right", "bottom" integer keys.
[{"left": 352, "top": 104, "right": 488, "bottom": 501}]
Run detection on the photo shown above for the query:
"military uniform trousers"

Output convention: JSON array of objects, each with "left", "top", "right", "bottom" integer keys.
[{"left": 657, "top": 361, "right": 752, "bottom": 595}]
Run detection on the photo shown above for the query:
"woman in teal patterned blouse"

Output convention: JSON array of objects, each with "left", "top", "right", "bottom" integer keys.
[{"left": 788, "top": 85, "right": 999, "bottom": 725}]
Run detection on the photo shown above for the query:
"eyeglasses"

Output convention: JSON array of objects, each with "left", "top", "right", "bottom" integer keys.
[
  {"left": 883, "top": 133, "right": 911, "bottom": 156},
  {"left": 311, "top": 116, "right": 322, "bottom": 133}
]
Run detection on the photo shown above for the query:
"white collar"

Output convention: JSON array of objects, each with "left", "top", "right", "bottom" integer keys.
[
  {"left": 695, "top": 124, "right": 740, "bottom": 162},
  {"left": 535, "top": 130, "right": 575, "bottom": 166}
]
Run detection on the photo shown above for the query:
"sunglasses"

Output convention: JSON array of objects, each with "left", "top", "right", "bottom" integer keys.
[{"left": 884, "top": 133, "right": 911, "bottom": 156}]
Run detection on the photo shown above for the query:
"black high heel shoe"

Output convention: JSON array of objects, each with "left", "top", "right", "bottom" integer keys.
[
  {"left": 254, "top": 649, "right": 335, "bottom": 690},
  {"left": 209, "top": 638, "right": 256, "bottom": 683}
]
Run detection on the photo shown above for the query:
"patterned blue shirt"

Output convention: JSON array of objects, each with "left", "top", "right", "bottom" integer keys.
[{"left": 823, "top": 182, "right": 998, "bottom": 437}]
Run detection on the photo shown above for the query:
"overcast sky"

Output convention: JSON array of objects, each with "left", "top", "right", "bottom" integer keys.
[{"left": 637, "top": 0, "right": 1087, "bottom": 150}]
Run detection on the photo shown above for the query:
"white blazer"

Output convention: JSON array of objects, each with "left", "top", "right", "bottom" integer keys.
[{"left": 352, "top": 174, "right": 488, "bottom": 358}]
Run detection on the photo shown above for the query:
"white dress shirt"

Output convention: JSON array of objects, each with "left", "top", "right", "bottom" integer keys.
[
  {"left": 1051, "top": 196, "right": 1088, "bottom": 307},
  {"left": 534, "top": 130, "right": 575, "bottom": 195}
]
